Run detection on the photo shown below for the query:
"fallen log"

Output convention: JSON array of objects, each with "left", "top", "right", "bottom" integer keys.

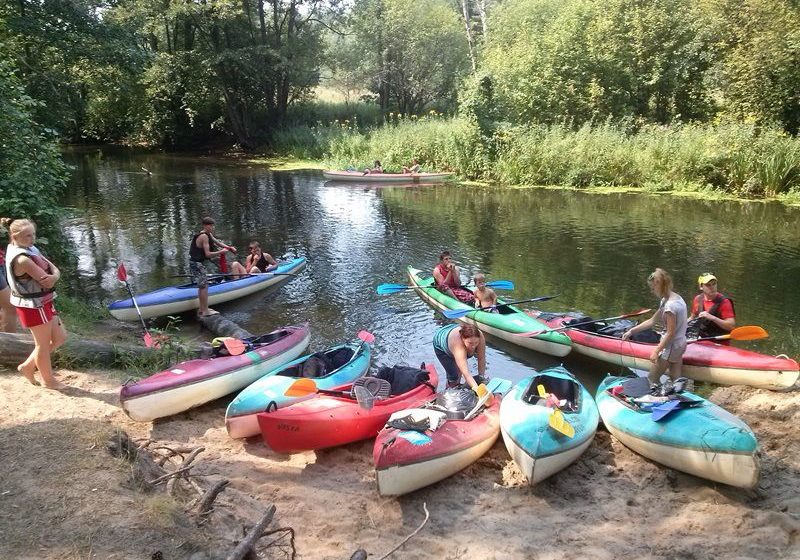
[
  {"left": 198, "top": 313, "right": 253, "bottom": 339},
  {"left": 0, "top": 332, "right": 158, "bottom": 368},
  {"left": 107, "top": 430, "right": 166, "bottom": 492}
]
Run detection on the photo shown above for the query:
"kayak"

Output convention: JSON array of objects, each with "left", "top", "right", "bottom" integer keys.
[
  {"left": 541, "top": 313, "right": 799, "bottom": 390},
  {"left": 257, "top": 363, "right": 439, "bottom": 453},
  {"left": 374, "top": 378, "right": 510, "bottom": 496},
  {"left": 596, "top": 376, "right": 760, "bottom": 488},
  {"left": 225, "top": 340, "right": 372, "bottom": 439},
  {"left": 407, "top": 266, "right": 572, "bottom": 357},
  {"left": 108, "top": 257, "right": 306, "bottom": 321},
  {"left": 322, "top": 170, "right": 454, "bottom": 183},
  {"left": 120, "top": 325, "right": 310, "bottom": 422},
  {"left": 500, "top": 366, "right": 599, "bottom": 484}
]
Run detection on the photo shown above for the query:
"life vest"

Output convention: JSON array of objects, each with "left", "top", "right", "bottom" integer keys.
[
  {"left": 693, "top": 293, "right": 735, "bottom": 339},
  {"left": 189, "top": 231, "right": 217, "bottom": 263},
  {"left": 250, "top": 252, "right": 270, "bottom": 272},
  {"left": 5, "top": 244, "right": 55, "bottom": 309}
]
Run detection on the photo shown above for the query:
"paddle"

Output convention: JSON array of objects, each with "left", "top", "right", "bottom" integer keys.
[
  {"left": 651, "top": 399, "right": 681, "bottom": 421},
  {"left": 212, "top": 337, "right": 247, "bottom": 356},
  {"left": 514, "top": 308, "right": 652, "bottom": 338},
  {"left": 463, "top": 385, "right": 492, "bottom": 421},
  {"left": 442, "top": 294, "right": 560, "bottom": 319},
  {"left": 282, "top": 376, "right": 387, "bottom": 410},
  {"left": 688, "top": 325, "right": 768, "bottom": 343},
  {"left": 116, "top": 262, "right": 158, "bottom": 348},
  {"left": 377, "top": 279, "right": 514, "bottom": 295},
  {"left": 536, "top": 384, "right": 574, "bottom": 437}
]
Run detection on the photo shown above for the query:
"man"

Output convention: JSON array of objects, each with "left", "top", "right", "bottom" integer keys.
[
  {"left": 689, "top": 273, "right": 736, "bottom": 344},
  {"left": 189, "top": 217, "right": 244, "bottom": 317}
]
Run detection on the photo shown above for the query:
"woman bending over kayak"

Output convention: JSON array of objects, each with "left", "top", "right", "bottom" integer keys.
[
  {"left": 245, "top": 241, "right": 278, "bottom": 273},
  {"left": 433, "top": 323, "right": 488, "bottom": 391},
  {"left": 433, "top": 251, "right": 475, "bottom": 304},
  {"left": 622, "top": 268, "right": 688, "bottom": 386}
]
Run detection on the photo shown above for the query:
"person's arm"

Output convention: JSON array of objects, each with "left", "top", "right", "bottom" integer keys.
[
  {"left": 451, "top": 342, "right": 479, "bottom": 390},
  {"left": 698, "top": 299, "right": 736, "bottom": 331},
  {"left": 688, "top": 297, "right": 699, "bottom": 321},
  {"left": 621, "top": 314, "right": 655, "bottom": 340},
  {"left": 16, "top": 256, "right": 57, "bottom": 290},
  {"left": 649, "top": 311, "right": 676, "bottom": 362},
  {"left": 264, "top": 252, "right": 278, "bottom": 266},
  {"left": 200, "top": 234, "right": 226, "bottom": 258}
]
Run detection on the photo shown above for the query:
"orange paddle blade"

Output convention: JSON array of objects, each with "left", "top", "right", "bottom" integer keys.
[
  {"left": 284, "top": 378, "right": 319, "bottom": 397},
  {"left": 728, "top": 325, "right": 768, "bottom": 341},
  {"left": 222, "top": 338, "right": 246, "bottom": 356}
]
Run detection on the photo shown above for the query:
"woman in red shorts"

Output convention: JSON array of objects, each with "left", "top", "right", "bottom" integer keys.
[{"left": 2, "top": 218, "right": 67, "bottom": 389}]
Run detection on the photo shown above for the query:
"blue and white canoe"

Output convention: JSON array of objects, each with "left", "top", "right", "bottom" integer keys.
[
  {"left": 225, "top": 340, "right": 372, "bottom": 439},
  {"left": 108, "top": 257, "right": 306, "bottom": 321},
  {"left": 500, "top": 366, "right": 599, "bottom": 485},
  {"left": 596, "top": 376, "right": 760, "bottom": 488}
]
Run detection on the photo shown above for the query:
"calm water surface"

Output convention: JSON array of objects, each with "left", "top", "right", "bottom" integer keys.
[{"left": 61, "top": 148, "right": 800, "bottom": 390}]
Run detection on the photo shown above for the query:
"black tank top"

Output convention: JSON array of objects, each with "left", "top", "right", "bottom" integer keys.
[
  {"left": 189, "top": 232, "right": 216, "bottom": 262},
  {"left": 251, "top": 252, "right": 270, "bottom": 272}
]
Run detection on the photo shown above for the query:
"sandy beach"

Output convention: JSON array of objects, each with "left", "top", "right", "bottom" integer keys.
[{"left": 1, "top": 366, "right": 798, "bottom": 559}]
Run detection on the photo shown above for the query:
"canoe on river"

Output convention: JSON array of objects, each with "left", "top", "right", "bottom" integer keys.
[{"left": 322, "top": 170, "right": 454, "bottom": 183}]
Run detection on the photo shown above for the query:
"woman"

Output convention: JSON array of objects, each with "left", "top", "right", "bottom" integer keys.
[
  {"left": 0, "top": 243, "right": 18, "bottom": 333},
  {"left": 622, "top": 268, "right": 688, "bottom": 386},
  {"left": 362, "top": 160, "right": 384, "bottom": 175},
  {"left": 245, "top": 241, "right": 278, "bottom": 273},
  {"left": 433, "top": 250, "right": 475, "bottom": 304},
  {"left": 432, "top": 323, "right": 487, "bottom": 390},
  {"left": 3, "top": 218, "right": 67, "bottom": 389}
]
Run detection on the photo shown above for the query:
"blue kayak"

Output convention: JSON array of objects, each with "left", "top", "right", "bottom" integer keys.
[
  {"left": 108, "top": 257, "right": 306, "bottom": 320},
  {"left": 500, "top": 366, "right": 599, "bottom": 484},
  {"left": 225, "top": 340, "right": 372, "bottom": 438},
  {"left": 596, "top": 376, "right": 760, "bottom": 488}
]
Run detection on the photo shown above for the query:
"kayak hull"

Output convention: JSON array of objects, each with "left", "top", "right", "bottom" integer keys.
[
  {"left": 544, "top": 315, "right": 798, "bottom": 390},
  {"left": 323, "top": 170, "right": 453, "bottom": 183},
  {"left": 225, "top": 341, "right": 372, "bottom": 439},
  {"left": 596, "top": 376, "right": 760, "bottom": 488},
  {"left": 108, "top": 257, "right": 306, "bottom": 321},
  {"left": 257, "top": 364, "right": 439, "bottom": 453},
  {"left": 500, "top": 366, "right": 599, "bottom": 484},
  {"left": 407, "top": 267, "right": 571, "bottom": 358},
  {"left": 120, "top": 326, "right": 310, "bottom": 422},
  {"left": 374, "top": 398, "right": 501, "bottom": 496}
]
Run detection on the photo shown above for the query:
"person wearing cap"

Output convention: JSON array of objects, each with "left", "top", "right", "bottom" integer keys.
[
  {"left": 189, "top": 217, "right": 245, "bottom": 317},
  {"left": 689, "top": 273, "right": 735, "bottom": 344}
]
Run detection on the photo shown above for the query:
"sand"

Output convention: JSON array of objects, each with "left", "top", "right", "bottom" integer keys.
[{"left": 0, "top": 366, "right": 798, "bottom": 559}]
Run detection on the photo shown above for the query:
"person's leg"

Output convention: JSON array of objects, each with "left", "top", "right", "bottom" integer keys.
[
  {"left": 198, "top": 285, "right": 209, "bottom": 315},
  {"left": 647, "top": 358, "right": 669, "bottom": 385},
  {"left": 434, "top": 348, "right": 462, "bottom": 388},
  {"left": 0, "top": 286, "right": 17, "bottom": 333},
  {"left": 230, "top": 261, "right": 247, "bottom": 279},
  {"left": 50, "top": 313, "right": 66, "bottom": 351},
  {"left": 28, "top": 320, "right": 64, "bottom": 389}
]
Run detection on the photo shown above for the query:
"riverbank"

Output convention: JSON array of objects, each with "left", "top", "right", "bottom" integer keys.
[{"left": 1, "top": 365, "right": 798, "bottom": 559}]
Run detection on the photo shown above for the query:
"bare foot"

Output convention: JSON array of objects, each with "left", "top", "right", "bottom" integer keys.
[
  {"left": 17, "top": 363, "right": 40, "bottom": 386},
  {"left": 43, "top": 381, "right": 68, "bottom": 391}
]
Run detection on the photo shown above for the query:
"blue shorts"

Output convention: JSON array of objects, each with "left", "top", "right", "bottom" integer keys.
[{"left": 434, "top": 348, "right": 486, "bottom": 388}]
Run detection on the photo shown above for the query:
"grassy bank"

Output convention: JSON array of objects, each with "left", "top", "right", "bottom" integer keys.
[{"left": 269, "top": 117, "right": 800, "bottom": 201}]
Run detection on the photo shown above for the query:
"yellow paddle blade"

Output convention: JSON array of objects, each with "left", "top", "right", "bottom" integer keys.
[
  {"left": 284, "top": 378, "right": 318, "bottom": 397},
  {"left": 474, "top": 383, "right": 488, "bottom": 399},
  {"left": 729, "top": 325, "right": 768, "bottom": 341},
  {"left": 549, "top": 409, "right": 575, "bottom": 438},
  {"left": 537, "top": 384, "right": 547, "bottom": 398}
]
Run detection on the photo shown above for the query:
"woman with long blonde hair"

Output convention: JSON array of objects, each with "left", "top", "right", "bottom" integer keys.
[{"left": 2, "top": 218, "right": 67, "bottom": 389}]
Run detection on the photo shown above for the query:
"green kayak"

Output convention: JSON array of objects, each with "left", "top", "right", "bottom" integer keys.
[{"left": 407, "top": 267, "right": 572, "bottom": 357}]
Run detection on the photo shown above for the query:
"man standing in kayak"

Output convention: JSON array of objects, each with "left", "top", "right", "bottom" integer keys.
[
  {"left": 189, "top": 217, "right": 244, "bottom": 317},
  {"left": 689, "top": 273, "right": 736, "bottom": 345}
]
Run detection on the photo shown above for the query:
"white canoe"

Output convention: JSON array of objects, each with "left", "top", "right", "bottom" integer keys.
[{"left": 322, "top": 170, "right": 454, "bottom": 183}]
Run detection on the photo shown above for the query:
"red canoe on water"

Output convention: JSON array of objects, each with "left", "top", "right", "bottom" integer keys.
[
  {"left": 541, "top": 314, "right": 798, "bottom": 390},
  {"left": 257, "top": 363, "right": 438, "bottom": 453}
]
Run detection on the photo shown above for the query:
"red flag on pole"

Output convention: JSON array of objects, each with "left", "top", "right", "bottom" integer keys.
[{"left": 116, "top": 262, "right": 128, "bottom": 283}]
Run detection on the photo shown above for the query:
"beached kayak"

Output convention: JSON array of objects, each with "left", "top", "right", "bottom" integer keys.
[
  {"left": 540, "top": 312, "right": 798, "bottom": 390},
  {"left": 119, "top": 325, "right": 310, "bottom": 422},
  {"left": 374, "top": 377, "right": 510, "bottom": 496},
  {"left": 596, "top": 376, "right": 760, "bottom": 488},
  {"left": 407, "top": 267, "right": 572, "bottom": 357},
  {"left": 500, "top": 366, "right": 599, "bottom": 485},
  {"left": 225, "top": 340, "right": 372, "bottom": 439},
  {"left": 108, "top": 257, "right": 306, "bottom": 321},
  {"left": 322, "top": 170, "right": 454, "bottom": 183},
  {"left": 257, "top": 363, "right": 439, "bottom": 453}
]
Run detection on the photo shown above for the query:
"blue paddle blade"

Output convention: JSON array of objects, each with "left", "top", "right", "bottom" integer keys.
[
  {"left": 376, "top": 283, "right": 410, "bottom": 295},
  {"left": 486, "top": 280, "right": 514, "bottom": 290},
  {"left": 442, "top": 307, "right": 476, "bottom": 319},
  {"left": 651, "top": 399, "right": 681, "bottom": 421}
]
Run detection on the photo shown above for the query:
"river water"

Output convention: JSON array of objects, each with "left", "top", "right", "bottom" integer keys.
[{"left": 60, "top": 147, "right": 800, "bottom": 389}]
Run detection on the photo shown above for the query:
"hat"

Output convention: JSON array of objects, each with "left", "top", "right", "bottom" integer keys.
[{"left": 697, "top": 273, "right": 717, "bottom": 286}]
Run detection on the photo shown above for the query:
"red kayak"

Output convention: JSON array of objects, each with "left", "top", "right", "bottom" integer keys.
[
  {"left": 541, "top": 314, "right": 798, "bottom": 390},
  {"left": 374, "top": 396, "right": 501, "bottom": 496},
  {"left": 257, "top": 363, "right": 438, "bottom": 453}
]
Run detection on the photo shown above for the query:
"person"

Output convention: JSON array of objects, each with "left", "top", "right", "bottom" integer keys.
[
  {"left": 689, "top": 273, "right": 735, "bottom": 344},
  {"left": 473, "top": 273, "right": 497, "bottom": 311},
  {"left": 0, "top": 242, "right": 18, "bottom": 333},
  {"left": 245, "top": 241, "right": 278, "bottom": 273},
  {"left": 362, "top": 160, "right": 384, "bottom": 175},
  {"left": 189, "top": 217, "right": 245, "bottom": 317},
  {"left": 433, "top": 323, "right": 487, "bottom": 390},
  {"left": 2, "top": 218, "right": 67, "bottom": 389},
  {"left": 433, "top": 250, "right": 475, "bottom": 304},
  {"left": 621, "top": 268, "right": 688, "bottom": 386},
  {"left": 402, "top": 158, "right": 421, "bottom": 174}
]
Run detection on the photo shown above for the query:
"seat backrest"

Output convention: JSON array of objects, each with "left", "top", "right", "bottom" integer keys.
[{"left": 374, "top": 364, "right": 430, "bottom": 395}]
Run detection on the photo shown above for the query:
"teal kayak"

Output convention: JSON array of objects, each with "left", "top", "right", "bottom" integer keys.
[
  {"left": 596, "top": 376, "right": 759, "bottom": 488},
  {"left": 225, "top": 341, "right": 371, "bottom": 438},
  {"left": 500, "top": 366, "right": 599, "bottom": 484},
  {"left": 407, "top": 266, "right": 571, "bottom": 357}
]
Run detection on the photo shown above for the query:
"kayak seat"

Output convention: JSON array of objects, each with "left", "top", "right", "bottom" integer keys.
[
  {"left": 247, "top": 329, "right": 290, "bottom": 346},
  {"left": 372, "top": 363, "right": 432, "bottom": 396},
  {"left": 325, "top": 347, "right": 356, "bottom": 369},
  {"left": 523, "top": 375, "right": 579, "bottom": 412},
  {"left": 300, "top": 355, "right": 330, "bottom": 378}
]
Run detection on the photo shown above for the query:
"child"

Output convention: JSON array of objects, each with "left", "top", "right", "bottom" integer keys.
[{"left": 473, "top": 274, "right": 498, "bottom": 311}]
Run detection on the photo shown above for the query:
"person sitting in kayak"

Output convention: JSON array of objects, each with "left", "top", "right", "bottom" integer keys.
[
  {"left": 245, "top": 241, "right": 278, "bottom": 273},
  {"left": 189, "top": 217, "right": 245, "bottom": 317},
  {"left": 433, "top": 323, "right": 487, "bottom": 391},
  {"left": 362, "top": 160, "right": 384, "bottom": 175},
  {"left": 433, "top": 251, "right": 475, "bottom": 304},
  {"left": 688, "top": 273, "right": 735, "bottom": 345},
  {"left": 473, "top": 273, "right": 498, "bottom": 311},
  {"left": 402, "top": 159, "right": 421, "bottom": 174},
  {"left": 621, "top": 268, "right": 688, "bottom": 387}
]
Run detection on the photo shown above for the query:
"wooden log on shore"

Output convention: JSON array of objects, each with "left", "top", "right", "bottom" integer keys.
[
  {"left": 0, "top": 332, "right": 157, "bottom": 368},
  {"left": 197, "top": 313, "right": 254, "bottom": 339}
]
